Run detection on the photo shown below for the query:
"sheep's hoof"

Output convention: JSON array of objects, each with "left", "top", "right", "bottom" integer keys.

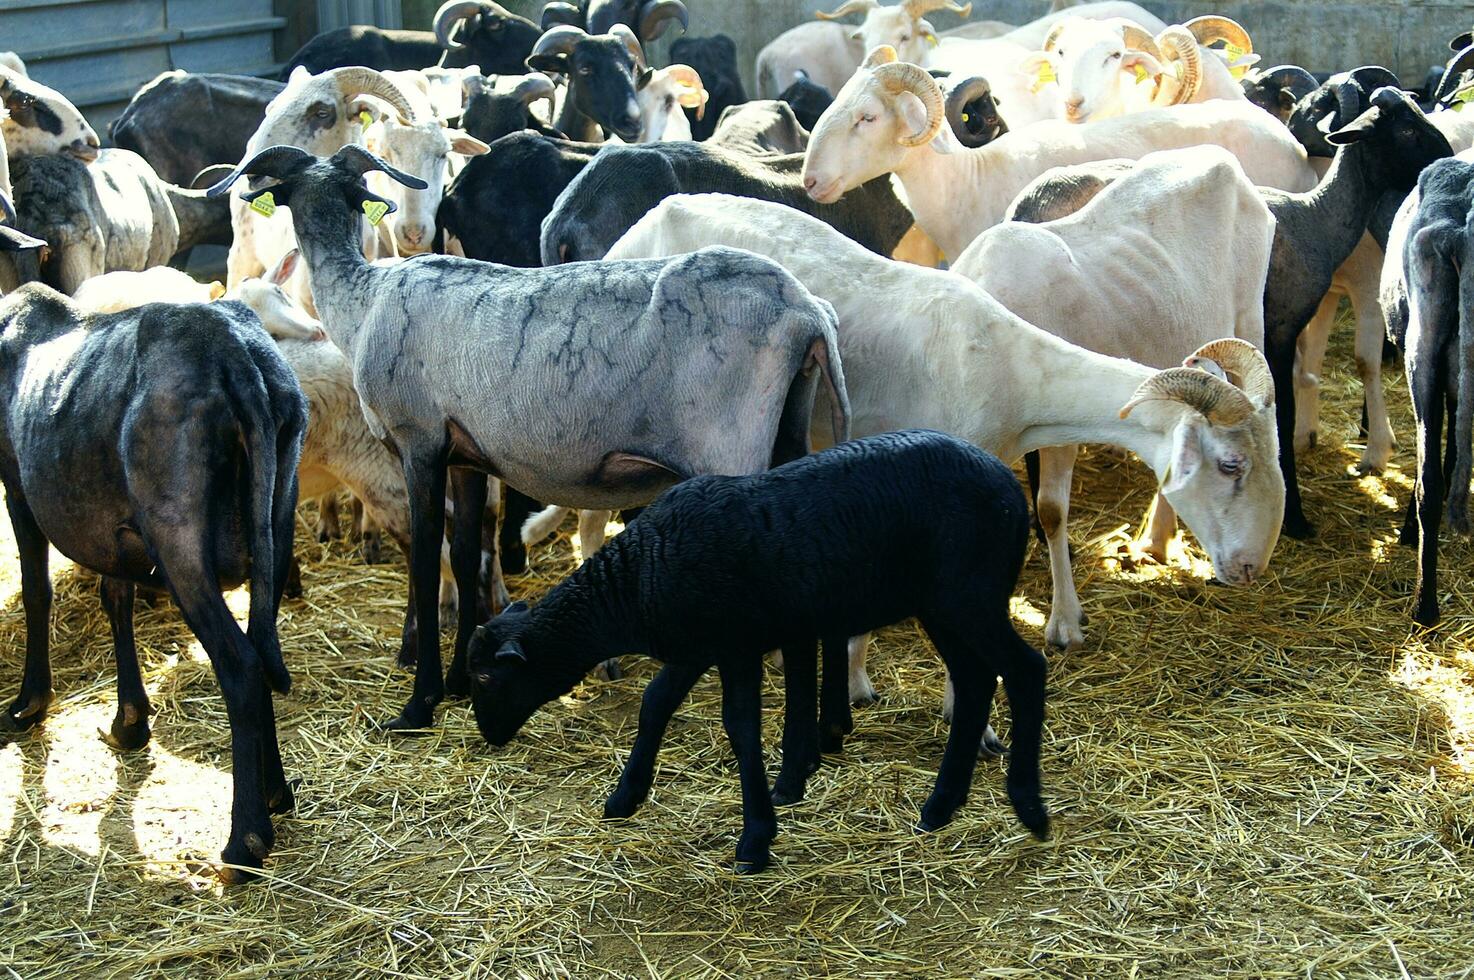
[
  {"left": 1009, "top": 786, "right": 1050, "bottom": 840},
  {"left": 733, "top": 843, "right": 771, "bottom": 875},
  {"left": 980, "top": 726, "right": 1008, "bottom": 759},
  {"left": 500, "top": 544, "right": 527, "bottom": 576},
  {"left": 591, "top": 659, "right": 622, "bottom": 682},
  {"left": 379, "top": 700, "right": 437, "bottom": 733},
  {"left": 770, "top": 784, "right": 804, "bottom": 806},
  {"left": 444, "top": 668, "right": 470, "bottom": 700},
  {"left": 603, "top": 786, "right": 645, "bottom": 819},
  {"left": 267, "top": 778, "right": 299, "bottom": 815},
  {"left": 1282, "top": 515, "right": 1317, "bottom": 540},
  {"left": 0, "top": 689, "right": 52, "bottom": 738},
  {"left": 103, "top": 703, "right": 151, "bottom": 752}
]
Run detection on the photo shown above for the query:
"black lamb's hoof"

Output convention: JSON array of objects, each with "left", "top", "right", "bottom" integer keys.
[
  {"left": 103, "top": 702, "right": 151, "bottom": 752},
  {"left": 500, "top": 544, "right": 528, "bottom": 576},
  {"left": 1282, "top": 515, "right": 1317, "bottom": 540},
  {"left": 603, "top": 787, "right": 644, "bottom": 819},
  {"left": 0, "top": 689, "right": 52, "bottom": 738},
  {"left": 1009, "top": 786, "right": 1050, "bottom": 840},
  {"left": 267, "top": 778, "right": 299, "bottom": 815}
]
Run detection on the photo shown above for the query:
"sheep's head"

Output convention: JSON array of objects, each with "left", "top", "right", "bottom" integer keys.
[
  {"left": 1322, "top": 86, "right": 1452, "bottom": 192},
  {"left": 1286, "top": 66, "right": 1402, "bottom": 158},
  {"left": 1240, "top": 64, "right": 1318, "bottom": 124},
  {"left": 802, "top": 47, "right": 944, "bottom": 203},
  {"left": 0, "top": 68, "right": 100, "bottom": 162},
  {"left": 432, "top": 1, "right": 543, "bottom": 71},
  {"left": 231, "top": 249, "right": 327, "bottom": 341},
  {"left": 585, "top": 0, "right": 689, "bottom": 41},
  {"left": 250, "top": 67, "right": 421, "bottom": 161},
  {"left": 459, "top": 72, "right": 559, "bottom": 142},
  {"left": 633, "top": 65, "right": 707, "bottom": 141},
  {"left": 527, "top": 24, "right": 648, "bottom": 141},
  {"left": 1119, "top": 339, "right": 1283, "bottom": 585},
  {"left": 817, "top": 0, "right": 970, "bottom": 68},
  {"left": 467, "top": 601, "right": 579, "bottom": 747}
]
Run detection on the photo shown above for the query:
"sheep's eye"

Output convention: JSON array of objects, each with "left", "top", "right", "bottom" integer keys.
[
  {"left": 578, "top": 65, "right": 593, "bottom": 76},
  {"left": 900, "top": 34, "right": 911, "bottom": 42},
  {"left": 1218, "top": 458, "right": 1245, "bottom": 478},
  {"left": 1109, "top": 51, "right": 1122, "bottom": 60},
  {"left": 860, "top": 113, "right": 877, "bottom": 123}
]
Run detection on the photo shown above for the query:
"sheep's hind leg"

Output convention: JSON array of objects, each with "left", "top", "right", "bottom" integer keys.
[
  {"left": 772, "top": 638, "right": 819, "bottom": 806},
  {"left": 0, "top": 489, "right": 53, "bottom": 735},
  {"left": 719, "top": 656, "right": 777, "bottom": 873},
  {"left": 604, "top": 663, "right": 705, "bottom": 818},
  {"left": 100, "top": 576, "right": 151, "bottom": 751},
  {"left": 818, "top": 633, "right": 853, "bottom": 753},
  {"left": 384, "top": 444, "right": 450, "bottom": 731},
  {"left": 445, "top": 468, "right": 488, "bottom": 699}
]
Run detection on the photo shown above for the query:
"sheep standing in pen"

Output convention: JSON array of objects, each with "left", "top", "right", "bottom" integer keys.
[
  {"left": 468, "top": 430, "right": 1047, "bottom": 875},
  {"left": 0, "top": 211, "right": 308, "bottom": 880},
  {"left": 605, "top": 193, "right": 1283, "bottom": 695},
  {"left": 208, "top": 143, "right": 850, "bottom": 734},
  {"left": 283, "top": 1, "right": 542, "bottom": 76}
]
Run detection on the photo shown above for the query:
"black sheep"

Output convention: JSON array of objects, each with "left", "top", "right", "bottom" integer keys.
[
  {"left": 283, "top": 1, "right": 540, "bottom": 77},
  {"left": 670, "top": 35, "right": 747, "bottom": 140},
  {"left": 467, "top": 430, "right": 1048, "bottom": 874}
]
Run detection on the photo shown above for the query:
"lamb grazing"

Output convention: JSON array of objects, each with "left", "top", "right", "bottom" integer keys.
[
  {"left": 468, "top": 430, "right": 1047, "bottom": 874},
  {"left": 800, "top": 48, "right": 1315, "bottom": 261},
  {"left": 0, "top": 66, "right": 100, "bottom": 162},
  {"left": 207, "top": 144, "right": 851, "bottom": 734},
  {"left": 526, "top": 18, "right": 685, "bottom": 142},
  {"left": 755, "top": 0, "right": 972, "bottom": 100},
  {"left": 284, "top": 1, "right": 540, "bottom": 76},
  {"left": 950, "top": 145, "right": 1275, "bottom": 648},
  {"left": 457, "top": 73, "right": 560, "bottom": 143},
  {"left": 539, "top": 136, "right": 916, "bottom": 264},
  {"left": 670, "top": 35, "right": 746, "bottom": 140},
  {"left": 109, "top": 72, "right": 284, "bottom": 187},
  {"left": 1380, "top": 152, "right": 1474, "bottom": 626},
  {"left": 0, "top": 149, "right": 231, "bottom": 294},
  {"left": 1240, "top": 65, "right": 1319, "bottom": 124},
  {"left": 608, "top": 193, "right": 1283, "bottom": 688},
  {"left": 0, "top": 222, "right": 308, "bottom": 880},
  {"left": 1027, "top": 16, "right": 1259, "bottom": 125}
]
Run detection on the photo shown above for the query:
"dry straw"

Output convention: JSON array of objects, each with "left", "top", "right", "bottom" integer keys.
[{"left": 0, "top": 321, "right": 1470, "bottom": 978}]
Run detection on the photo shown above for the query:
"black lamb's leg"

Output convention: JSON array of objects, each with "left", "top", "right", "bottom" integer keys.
[
  {"left": 604, "top": 662, "right": 705, "bottom": 819},
  {"left": 719, "top": 656, "right": 776, "bottom": 874},
  {"left": 100, "top": 576, "right": 151, "bottom": 751},
  {"left": 772, "top": 638, "right": 819, "bottom": 806},
  {"left": 499, "top": 488, "right": 538, "bottom": 574},
  {"left": 1, "top": 488, "right": 53, "bottom": 735}
]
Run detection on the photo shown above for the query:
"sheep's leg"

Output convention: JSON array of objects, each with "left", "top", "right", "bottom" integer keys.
[
  {"left": 1412, "top": 375, "right": 1447, "bottom": 627},
  {"left": 1270, "top": 330, "right": 1315, "bottom": 538},
  {"left": 941, "top": 674, "right": 1006, "bottom": 758},
  {"left": 996, "top": 629, "right": 1049, "bottom": 838},
  {"left": 604, "top": 663, "right": 705, "bottom": 819},
  {"left": 916, "top": 620, "right": 986, "bottom": 832},
  {"left": 384, "top": 446, "right": 449, "bottom": 731},
  {"left": 396, "top": 576, "right": 418, "bottom": 669},
  {"left": 500, "top": 488, "right": 539, "bottom": 573},
  {"left": 578, "top": 509, "right": 611, "bottom": 557},
  {"left": 100, "top": 576, "right": 151, "bottom": 751},
  {"left": 444, "top": 468, "right": 487, "bottom": 700},
  {"left": 771, "top": 638, "right": 819, "bottom": 806},
  {"left": 846, "top": 633, "right": 876, "bottom": 704},
  {"left": 1038, "top": 444, "right": 1085, "bottom": 650},
  {"left": 357, "top": 499, "right": 385, "bottom": 564},
  {"left": 1024, "top": 451, "right": 1045, "bottom": 545},
  {"left": 818, "top": 632, "right": 853, "bottom": 753},
  {"left": 283, "top": 554, "right": 303, "bottom": 599},
  {"left": 1294, "top": 293, "right": 1336, "bottom": 453},
  {"left": 1139, "top": 493, "right": 1176, "bottom": 564},
  {"left": 0, "top": 489, "right": 53, "bottom": 735},
  {"left": 1355, "top": 295, "right": 1397, "bottom": 474},
  {"left": 317, "top": 495, "right": 341, "bottom": 542},
  {"left": 719, "top": 656, "right": 776, "bottom": 874}
]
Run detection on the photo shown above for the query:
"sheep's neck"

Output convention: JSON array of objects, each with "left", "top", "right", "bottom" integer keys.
[
  {"left": 891, "top": 144, "right": 1005, "bottom": 260},
  {"left": 1289, "top": 141, "right": 1377, "bottom": 267},
  {"left": 526, "top": 554, "right": 645, "bottom": 674},
  {"left": 289, "top": 198, "right": 372, "bottom": 356}
]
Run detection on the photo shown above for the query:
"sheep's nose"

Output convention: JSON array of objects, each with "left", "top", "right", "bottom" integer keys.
[
  {"left": 401, "top": 227, "right": 424, "bottom": 247},
  {"left": 803, "top": 175, "right": 817, "bottom": 191},
  {"left": 1241, "top": 563, "right": 1257, "bottom": 584}
]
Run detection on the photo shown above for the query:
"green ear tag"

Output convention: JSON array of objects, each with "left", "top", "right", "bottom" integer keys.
[
  {"left": 250, "top": 191, "right": 276, "bottom": 217},
  {"left": 1452, "top": 83, "right": 1474, "bottom": 112},
  {"left": 362, "top": 199, "right": 389, "bottom": 226},
  {"left": 360, "top": 109, "right": 373, "bottom": 129}
]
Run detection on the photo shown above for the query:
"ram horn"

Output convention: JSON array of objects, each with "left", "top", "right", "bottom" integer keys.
[
  {"left": 0, "top": 189, "right": 16, "bottom": 224},
  {"left": 530, "top": 24, "right": 590, "bottom": 62},
  {"left": 331, "top": 144, "right": 430, "bottom": 189},
  {"left": 863, "top": 44, "right": 899, "bottom": 68},
  {"left": 1183, "top": 15, "right": 1252, "bottom": 57},
  {"left": 1118, "top": 367, "right": 1256, "bottom": 427},
  {"left": 1155, "top": 26, "right": 1201, "bottom": 104},
  {"left": 944, "top": 75, "right": 1004, "bottom": 147},
  {"left": 1348, "top": 65, "right": 1400, "bottom": 95},
  {"left": 434, "top": 1, "right": 489, "bottom": 49},
  {"left": 1118, "top": 22, "right": 1162, "bottom": 61},
  {"left": 1453, "top": 30, "right": 1474, "bottom": 52},
  {"left": 609, "top": 23, "right": 645, "bottom": 67},
  {"left": 510, "top": 73, "right": 557, "bottom": 119},
  {"left": 1184, "top": 338, "right": 1274, "bottom": 407},
  {"left": 1434, "top": 46, "right": 1474, "bottom": 105},
  {"left": 1333, "top": 79, "right": 1361, "bottom": 127},
  {"left": 663, "top": 64, "right": 708, "bottom": 117},
  {"left": 638, "top": 0, "right": 688, "bottom": 41},
  {"left": 329, "top": 67, "right": 421, "bottom": 123},
  {"left": 540, "top": 1, "right": 581, "bottom": 30},
  {"left": 585, "top": 0, "right": 633, "bottom": 35},
  {"left": 816, "top": 0, "right": 879, "bottom": 21},
  {"left": 1258, "top": 64, "right": 1317, "bottom": 103},
  {"left": 874, "top": 61, "right": 944, "bottom": 146},
  {"left": 207, "top": 145, "right": 316, "bottom": 197},
  {"left": 903, "top": 0, "right": 972, "bottom": 20}
]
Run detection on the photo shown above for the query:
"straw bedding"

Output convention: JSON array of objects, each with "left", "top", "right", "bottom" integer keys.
[{"left": 0, "top": 318, "right": 1470, "bottom": 978}]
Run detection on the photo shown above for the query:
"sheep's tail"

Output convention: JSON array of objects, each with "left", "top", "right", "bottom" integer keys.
[
  {"left": 1452, "top": 217, "right": 1474, "bottom": 531},
  {"left": 522, "top": 504, "right": 571, "bottom": 548},
  {"left": 812, "top": 305, "right": 851, "bottom": 442}
]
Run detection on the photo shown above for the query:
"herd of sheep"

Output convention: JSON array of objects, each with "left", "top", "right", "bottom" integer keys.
[{"left": 0, "top": 0, "right": 1471, "bottom": 881}]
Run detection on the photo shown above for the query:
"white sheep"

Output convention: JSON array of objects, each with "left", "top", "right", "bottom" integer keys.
[
  {"left": 0, "top": 66, "right": 100, "bottom": 162},
  {"left": 801, "top": 48, "right": 1315, "bottom": 261}
]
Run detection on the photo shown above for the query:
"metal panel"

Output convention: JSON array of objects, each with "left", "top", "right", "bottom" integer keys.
[{"left": 315, "top": 0, "right": 402, "bottom": 33}]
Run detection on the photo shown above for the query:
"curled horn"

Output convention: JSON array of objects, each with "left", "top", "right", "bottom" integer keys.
[
  {"left": 863, "top": 44, "right": 898, "bottom": 68},
  {"left": 1184, "top": 338, "right": 1274, "bottom": 407},
  {"left": 1333, "top": 80, "right": 1361, "bottom": 127},
  {"left": 434, "top": 1, "right": 492, "bottom": 49},
  {"left": 1183, "top": 15, "right": 1252, "bottom": 57},
  {"left": 206, "top": 145, "right": 316, "bottom": 198},
  {"left": 1452, "top": 30, "right": 1474, "bottom": 52},
  {"left": 663, "top": 64, "right": 708, "bottom": 117},
  {"left": 1117, "top": 22, "right": 1162, "bottom": 60},
  {"left": 510, "top": 73, "right": 557, "bottom": 119},
  {"left": 1156, "top": 26, "right": 1201, "bottom": 103},
  {"left": 1349, "top": 66, "right": 1400, "bottom": 94},
  {"left": 638, "top": 0, "right": 688, "bottom": 41},
  {"left": 529, "top": 24, "right": 590, "bottom": 63},
  {"left": 873, "top": 60, "right": 944, "bottom": 146},
  {"left": 1118, "top": 368, "right": 1256, "bottom": 427},
  {"left": 1434, "top": 47, "right": 1474, "bottom": 105},
  {"left": 903, "top": 0, "right": 972, "bottom": 19},
  {"left": 328, "top": 67, "right": 421, "bottom": 123},
  {"left": 944, "top": 75, "right": 1004, "bottom": 147},
  {"left": 609, "top": 23, "right": 645, "bottom": 67},
  {"left": 1260, "top": 64, "right": 1317, "bottom": 102},
  {"left": 816, "top": 0, "right": 879, "bottom": 21},
  {"left": 540, "top": 1, "right": 581, "bottom": 30}
]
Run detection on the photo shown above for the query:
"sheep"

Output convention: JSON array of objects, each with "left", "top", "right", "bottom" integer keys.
[
  {"left": 468, "top": 430, "right": 1046, "bottom": 874},
  {"left": 948, "top": 145, "right": 1275, "bottom": 648},
  {"left": 283, "top": 1, "right": 541, "bottom": 77},
  {"left": 669, "top": 35, "right": 746, "bottom": 140},
  {"left": 551, "top": 0, "right": 691, "bottom": 38},
  {"left": 0, "top": 66, "right": 100, "bottom": 164},
  {"left": 457, "top": 73, "right": 561, "bottom": 143},
  {"left": 207, "top": 143, "right": 851, "bottom": 734},
  {"left": 525, "top": 24, "right": 659, "bottom": 142},
  {"left": 606, "top": 193, "right": 1284, "bottom": 694},
  {"left": 1380, "top": 152, "right": 1474, "bottom": 626},
  {"left": 0, "top": 232, "right": 308, "bottom": 881},
  {"left": 1025, "top": 16, "right": 1258, "bottom": 125},
  {"left": 361, "top": 101, "right": 491, "bottom": 255},
  {"left": 708, "top": 99, "right": 812, "bottom": 156},
  {"left": 0, "top": 149, "right": 231, "bottom": 295},
  {"left": 609, "top": 65, "right": 708, "bottom": 143},
  {"left": 755, "top": 0, "right": 972, "bottom": 100},
  {"left": 538, "top": 136, "right": 916, "bottom": 264},
  {"left": 109, "top": 72, "right": 284, "bottom": 188},
  {"left": 777, "top": 71, "right": 836, "bottom": 132},
  {"left": 1241, "top": 64, "right": 1320, "bottom": 124},
  {"left": 800, "top": 48, "right": 1317, "bottom": 262}
]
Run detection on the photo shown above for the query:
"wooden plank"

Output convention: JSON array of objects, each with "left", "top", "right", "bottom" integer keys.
[{"left": 21, "top": 17, "right": 286, "bottom": 62}]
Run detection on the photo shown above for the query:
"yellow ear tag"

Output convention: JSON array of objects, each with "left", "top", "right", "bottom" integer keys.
[
  {"left": 250, "top": 191, "right": 276, "bottom": 217},
  {"left": 1133, "top": 63, "right": 1149, "bottom": 84},
  {"left": 961, "top": 112, "right": 970, "bottom": 122},
  {"left": 360, "top": 109, "right": 373, "bottom": 129},
  {"left": 362, "top": 199, "right": 389, "bottom": 226},
  {"left": 1452, "top": 84, "right": 1474, "bottom": 112},
  {"left": 1030, "top": 61, "right": 1056, "bottom": 94},
  {"left": 1222, "top": 42, "right": 1250, "bottom": 80},
  {"left": 925, "top": 32, "right": 938, "bottom": 48}
]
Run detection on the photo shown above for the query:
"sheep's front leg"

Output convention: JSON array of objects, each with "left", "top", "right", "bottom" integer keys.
[
  {"left": 445, "top": 468, "right": 488, "bottom": 699},
  {"left": 1354, "top": 292, "right": 1396, "bottom": 474},
  {"left": 772, "top": 638, "right": 819, "bottom": 805},
  {"left": 1294, "top": 292, "right": 1337, "bottom": 453},
  {"left": 719, "top": 656, "right": 776, "bottom": 873},
  {"left": 100, "top": 576, "right": 151, "bottom": 751},
  {"left": 384, "top": 446, "right": 449, "bottom": 731},
  {"left": 846, "top": 633, "right": 877, "bottom": 703},
  {"left": 1037, "top": 445, "right": 1085, "bottom": 650},
  {"left": 1138, "top": 493, "right": 1176, "bottom": 564},
  {"left": 0, "top": 488, "right": 53, "bottom": 735},
  {"left": 605, "top": 663, "right": 705, "bottom": 818}
]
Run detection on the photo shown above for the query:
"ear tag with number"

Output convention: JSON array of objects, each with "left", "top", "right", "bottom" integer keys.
[
  {"left": 250, "top": 192, "right": 276, "bottom": 218},
  {"left": 1030, "top": 61, "right": 1056, "bottom": 94},
  {"left": 362, "top": 199, "right": 389, "bottom": 226}
]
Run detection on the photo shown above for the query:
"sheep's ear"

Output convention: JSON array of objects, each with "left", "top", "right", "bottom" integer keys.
[
  {"left": 1161, "top": 420, "right": 1203, "bottom": 496},
  {"left": 637, "top": 67, "right": 655, "bottom": 91},
  {"left": 894, "top": 90, "right": 929, "bottom": 144},
  {"left": 1326, "top": 112, "right": 1377, "bottom": 145},
  {"left": 267, "top": 248, "right": 300, "bottom": 285},
  {"left": 208, "top": 280, "right": 226, "bottom": 300},
  {"left": 495, "top": 639, "right": 527, "bottom": 663},
  {"left": 447, "top": 129, "right": 491, "bottom": 155},
  {"left": 242, "top": 182, "right": 293, "bottom": 212},
  {"left": 848, "top": 27, "right": 864, "bottom": 41},
  {"left": 526, "top": 52, "right": 570, "bottom": 75},
  {"left": 346, "top": 184, "right": 398, "bottom": 226}
]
